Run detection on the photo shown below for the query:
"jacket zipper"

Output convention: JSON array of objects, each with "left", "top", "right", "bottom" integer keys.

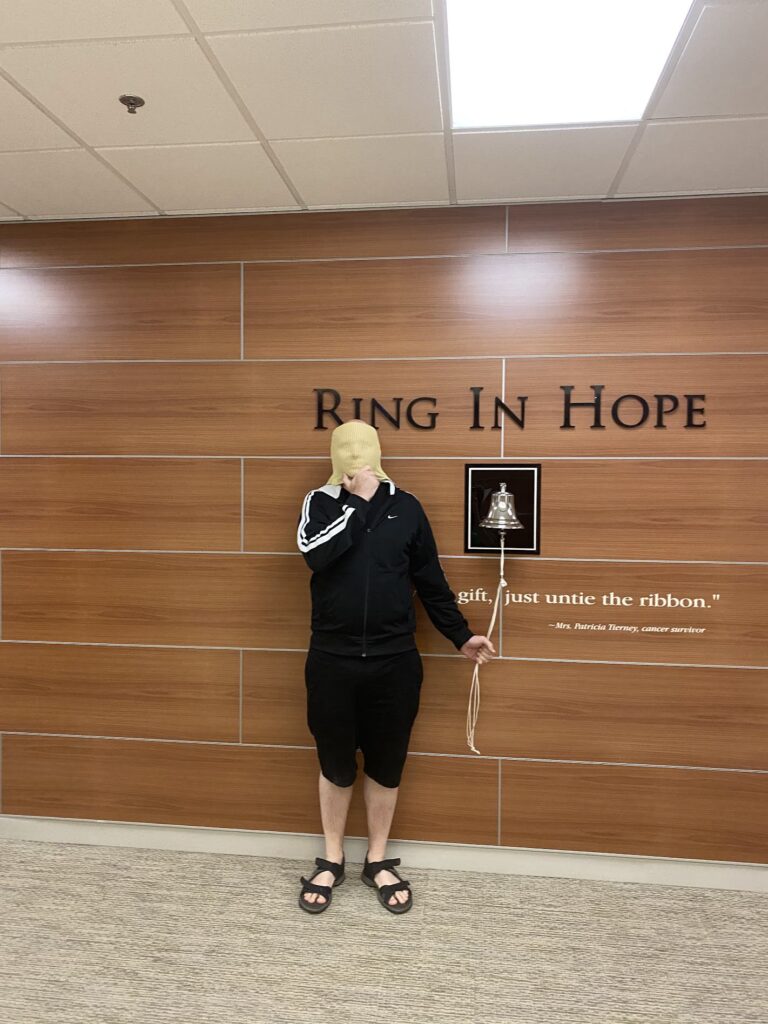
[{"left": 361, "top": 527, "right": 371, "bottom": 656}]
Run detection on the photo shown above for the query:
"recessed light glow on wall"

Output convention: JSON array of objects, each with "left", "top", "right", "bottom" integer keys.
[{"left": 446, "top": 0, "right": 693, "bottom": 128}]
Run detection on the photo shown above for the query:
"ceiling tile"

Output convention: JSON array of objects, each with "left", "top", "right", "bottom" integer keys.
[
  {"left": 99, "top": 142, "right": 299, "bottom": 212},
  {"left": 0, "top": 0, "right": 188, "bottom": 43},
  {"left": 0, "top": 37, "right": 254, "bottom": 147},
  {"left": 616, "top": 117, "right": 768, "bottom": 196},
  {"left": 272, "top": 133, "right": 448, "bottom": 207},
  {"left": 0, "top": 76, "right": 75, "bottom": 151},
  {"left": 0, "top": 149, "right": 155, "bottom": 217},
  {"left": 186, "top": 0, "right": 431, "bottom": 32},
  {"left": 653, "top": 3, "right": 768, "bottom": 118},
  {"left": 453, "top": 126, "right": 636, "bottom": 202},
  {"left": 208, "top": 21, "right": 442, "bottom": 139}
]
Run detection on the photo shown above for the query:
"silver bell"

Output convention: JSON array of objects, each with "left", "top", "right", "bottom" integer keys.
[{"left": 478, "top": 482, "right": 524, "bottom": 533}]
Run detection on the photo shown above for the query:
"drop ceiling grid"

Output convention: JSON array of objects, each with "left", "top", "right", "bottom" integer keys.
[{"left": 0, "top": 0, "right": 765, "bottom": 220}]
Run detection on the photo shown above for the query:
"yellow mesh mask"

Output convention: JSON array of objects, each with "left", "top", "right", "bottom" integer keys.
[{"left": 325, "top": 420, "right": 389, "bottom": 486}]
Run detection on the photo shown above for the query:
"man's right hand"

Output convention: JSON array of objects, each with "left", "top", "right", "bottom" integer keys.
[{"left": 342, "top": 464, "right": 380, "bottom": 502}]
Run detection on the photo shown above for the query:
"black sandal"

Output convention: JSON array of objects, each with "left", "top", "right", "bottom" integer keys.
[
  {"left": 299, "top": 855, "right": 346, "bottom": 914},
  {"left": 361, "top": 853, "right": 413, "bottom": 914}
]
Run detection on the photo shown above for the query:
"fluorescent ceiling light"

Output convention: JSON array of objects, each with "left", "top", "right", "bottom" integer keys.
[{"left": 446, "top": 0, "right": 693, "bottom": 128}]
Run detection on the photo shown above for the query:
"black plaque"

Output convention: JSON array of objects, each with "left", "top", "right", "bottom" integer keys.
[{"left": 463, "top": 464, "right": 541, "bottom": 555}]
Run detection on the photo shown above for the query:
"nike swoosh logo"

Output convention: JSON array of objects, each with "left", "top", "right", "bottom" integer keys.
[{"left": 387, "top": 514, "right": 398, "bottom": 519}]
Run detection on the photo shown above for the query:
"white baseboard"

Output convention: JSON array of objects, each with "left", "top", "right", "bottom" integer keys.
[{"left": 1, "top": 813, "right": 766, "bottom": 893}]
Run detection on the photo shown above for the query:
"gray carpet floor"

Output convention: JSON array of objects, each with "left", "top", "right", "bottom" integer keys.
[{"left": 1, "top": 837, "right": 766, "bottom": 1024}]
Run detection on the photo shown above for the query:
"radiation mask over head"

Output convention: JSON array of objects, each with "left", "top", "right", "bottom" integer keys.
[{"left": 326, "top": 420, "right": 389, "bottom": 486}]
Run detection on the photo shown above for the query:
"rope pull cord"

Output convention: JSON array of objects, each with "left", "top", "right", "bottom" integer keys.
[{"left": 466, "top": 531, "right": 507, "bottom": 754}]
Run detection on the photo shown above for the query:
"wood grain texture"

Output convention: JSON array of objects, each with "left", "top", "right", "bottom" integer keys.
[
  {"left": 502, "top": 354, "right": 766, "bottom": 456},
  {"left": 0, "top": 642, "right": 240, "bottom": 741},
  {"left": 0, "top": 360, "right": 503, "bottom": 457},
  {"left": 412, "top": 556, "right": 500, "bottom": 654},
  {"left": 3, "top": 641, "right": 763, "bottom": 774},
  {"left": 348, "top": 752, "right": 499, "bottom": 845},
  {"left": 1, "top": 735, "right": 326, "bottom": 831},
  {"left": 0, "top": 265, "right": 241, "bottom": 361},
  {"left": 2, "top": 198, "right": 767, "bottom": 270},
  {"left": 1, "top": 552, "right": 311, "bottom": 648},
  {"left": 5, "top": 354, "right": 756, "bottom": 458},
  {"left": 0, "top": 458, "right": 241, "bottom": 550},
  {"left": 2, "top": 197, "right": 766, "bottom": 863},
  {"left": 243, "top": 649, "right": 314, "bottom": 747},
  {"left": 243, "top": 648, "right": 768, "bottom": 772},
  {"left": 1, "top": 454, "right": 761, "bottom": 560},
  {"left": 0, "top": 206, "right": 505, "bottom": 269},
  {"left": 500, "top": 760, "right": 768, "bottom": 862},
  {"left": 1, "top": 735, "right": 498, "bottom": 845},
  {"left": 247, "top": 459, "right": 333, "bottom": 554},
  {"left": 538, "top": 459, "right": 768, "bottom": 563},
  {"left": 496, "top": 560, "right": 766, "bottom": 667},
  {"left": 247, "top": 458, "right": 768, "bottom": 562},
  {"left": 0, "top": 549, "right": 480, "bottom": 655},
  {"left": 410, "top": 657, "right": 768, "bottom": 770},
  {"left": 504, "top": 196, "right": 768, "bottom": 252},
  {"left": 244, "top": 248, "right": 768, "bottom": 357}
]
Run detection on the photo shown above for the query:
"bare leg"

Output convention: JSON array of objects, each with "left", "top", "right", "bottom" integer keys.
[
  {"left": 363, "top": 773, "right": 410, "bottom": 906},
  {"left": 303, "top": 770, "right": 354, "bottom": 905}
]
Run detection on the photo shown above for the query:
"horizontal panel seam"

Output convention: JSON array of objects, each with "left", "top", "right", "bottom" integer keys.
[
  {"left": 0, "top": 352, "right": 767, "bottom": 364},
  {"left": 1, "top": 547, "right": 765, "bottom": 565},
  {"left": 1, "top": 731, "right": 766, "bottom": 774},
  {"left": 0, "top": 639, "right": 764, "bottom": 671},
  {"left": 1, "top": 455, "right": 766, "bottom": 461},
  {"left": 5, "top": 241, "right": 768, "bottom": 272}
]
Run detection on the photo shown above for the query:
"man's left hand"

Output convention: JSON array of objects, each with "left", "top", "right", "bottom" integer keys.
[{"left": 459, "top": 635, "right": 496, "bottom": 664}]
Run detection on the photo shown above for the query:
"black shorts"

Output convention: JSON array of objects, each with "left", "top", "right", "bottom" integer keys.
[{"left": 304, "top": 646, "right": 424, "bottom": 789}]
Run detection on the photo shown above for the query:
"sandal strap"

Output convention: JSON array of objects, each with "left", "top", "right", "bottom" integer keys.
[
  {"left": 379, "top": 880, "right": 411, "bottom": 901},
  {"left": 314, "top": 856, "right": 345, "bottom": 879},
  {"left": 366, "top": 856, "right": 401, "bottom": 876},
  {"left": 300, "top": 876, "right": 332, "bottom": 897}
]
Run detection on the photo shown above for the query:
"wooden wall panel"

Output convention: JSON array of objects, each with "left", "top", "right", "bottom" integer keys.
[
  {"left": 3, "top": 355, "right": 760, "bottom": 458},
  {"left": 504, "top": 196, "right": 768, "bottom": 253},
  {"left": 2, "top": 735, "right": 326, "bottom": 831},
  {"left": 0, "top": 643, "right": 239, "bottom": 741},
  {"left": 4, "top": 197, "right": 768, "bottom": 270},
  {"left": 246, "top": 458, "right": 767, "bottom": 562},
  {"left": 411, "top": 658, "right": 768, "bottom": 770},
  {"left": 0, "top": 206, "right": 506, "bottom": 269},
  {"left": 1, "top": 198, "right": 766, "bottom": 865},
  {"left": 243, "top": 649, "right": 768, "bottom": 772},
  {"left": 0, "top": 265, "right": 241, "bottom": 361},
  {"left": 497, "top": 560, "right": 765, "bottom": 667},
  {"left": 413, "top": 556, "right": 502, "bottom": 654},
  {"left": 539, "top": 460, "right": 766, "bottom": 563},
  {"left": 0, "top": 457, "right": 241, "bottom": 550},
  {"left": 503, "top": 354, "right": 765, "bottom": 457},
  {"left": 246, "top": 459, "right": 330, "bottom": 553},
  {"left": 1, "top": 550, "right": 479, "bottom": 654},
  {"left": 8, "top": 638, "right": 763, "bottom": 776},
  {"left": 351, "top": 752, "right": 499, "bottom": 845},
  {"left": 2, "top": 453, "right": 760, "bottom": 562},
  {"left": 244, "top": 248, "right": 768, "bottom": 358},
  {"left": 243, "top": 650, "right": 313, "bottom": 747},
  {"left": 391, "top": 458, "right": 767, "bottom": 562},
  {"left": 500, "top": 760, "right": 768, "bottom": 863},
  {"left": 1, "top": 735, "right": 498, "bottom": 845},
  {"left": 2, "top": 552, "right": 310, "bottom": 648},
  {"left": 0, "top": 360, "right": 503, "bottom": 457}
]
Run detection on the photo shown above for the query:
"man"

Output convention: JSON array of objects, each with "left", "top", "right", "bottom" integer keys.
[{"left": 296, "top": 419, "right": 495, "bottom": 914}]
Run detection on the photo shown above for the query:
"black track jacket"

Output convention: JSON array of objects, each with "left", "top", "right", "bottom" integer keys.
[{"left": 297, "top": 477, "right": 473, "bottom": 658}]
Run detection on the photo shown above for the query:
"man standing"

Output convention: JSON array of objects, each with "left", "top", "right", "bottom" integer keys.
[{"left": 296, "top": 420, "right": 495, "bottom": 914}]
